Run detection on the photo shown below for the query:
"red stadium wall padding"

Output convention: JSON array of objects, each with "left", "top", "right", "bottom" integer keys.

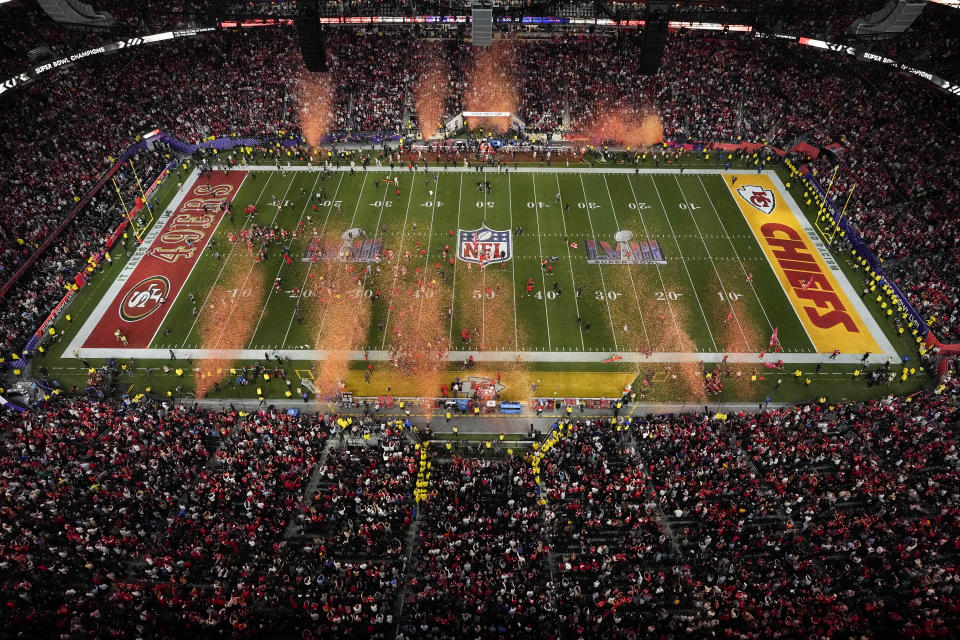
[{"left": 924, "top": 333, "right": 960, "bottom": 380}]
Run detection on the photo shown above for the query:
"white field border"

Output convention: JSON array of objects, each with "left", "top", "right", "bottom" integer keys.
[
  {"left": 70, "top": 166, "right": 899, "bottom": 365},
  {"left": 767, "top": 171, "right": 898, "bottom": 360},
  {"left": 68, "top": 168, "right": 202, "bottom": 354}
]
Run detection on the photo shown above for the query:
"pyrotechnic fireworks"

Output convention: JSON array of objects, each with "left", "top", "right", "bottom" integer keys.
[
  {"left": 415, "top": 45, "right": 450, "bottom": 140},
  {"left": 308, "top": 232, "right": 373, "bottom": 399},
  {"left": 368, "top": 218, "right": 452, "bottom": 400},
  {"left": 584, "top": 105, "right": 663, "bottom": 148},
  {"left": 298, "top": 72, "right": 335, "bottom": 149},
  {"left": 465, "top": 41, "right": 518, "bottom": 133}
]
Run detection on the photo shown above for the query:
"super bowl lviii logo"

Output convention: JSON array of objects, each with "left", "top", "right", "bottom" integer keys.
[
  {"left": 737, "top": 185, "right": 776, "bottom": 215},
  {"left": 119, "top": 275, "right": 170, "bottom": 322},
  {"left": 458, "top": 226, "right": 512, "bottom": 267},
  {"left": 585, "top": 230, "right": 667, "bottom": 265}
]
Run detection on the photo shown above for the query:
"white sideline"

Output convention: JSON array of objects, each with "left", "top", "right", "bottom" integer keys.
[{"left": 70, "top": 347, "right": 892, "bottom": 366}]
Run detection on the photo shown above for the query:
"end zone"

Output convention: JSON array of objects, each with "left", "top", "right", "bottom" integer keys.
[
  {"left": 726, "top": 172, "right": 897, "bottom": 358},
  {"left": 70, "top": 169, "right": 247, "bottom": 352}
]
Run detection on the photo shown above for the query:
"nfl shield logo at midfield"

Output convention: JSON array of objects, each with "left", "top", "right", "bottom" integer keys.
[
  {"left": 458, "top": 225, "right": 512, "bottom": 267},
  {"left": 736, "top": 185, "right": 776, "bottom": 215}
]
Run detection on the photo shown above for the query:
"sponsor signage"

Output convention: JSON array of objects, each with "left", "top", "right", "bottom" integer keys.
[
  {"left": 462, "top": 111, "right": 512, "bottom": 117},
  {"left": 0, "top": 29, "right": 215, "bottom": 98}
]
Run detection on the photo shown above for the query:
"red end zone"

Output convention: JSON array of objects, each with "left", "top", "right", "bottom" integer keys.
[{"left": 83, "top": 171, "right": 247, "bottom": 348}]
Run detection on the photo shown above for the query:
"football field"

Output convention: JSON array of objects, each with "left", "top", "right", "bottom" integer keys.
[{"left": 69, "top": 164, "right": 898, "bottom": 365}]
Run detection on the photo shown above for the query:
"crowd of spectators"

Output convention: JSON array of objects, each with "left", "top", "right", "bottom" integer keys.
[
  {"left": 4, "top": 19, "right": 960, "bottom": 358},
  {"left": 400, "top": 456, "right": 552, "bottom": 639},
  {"left": 540, "top": 381, "right": 960, "bottom": 637},
  {"left": 0, "top": 382, "right": 956, "bottom": 636}
]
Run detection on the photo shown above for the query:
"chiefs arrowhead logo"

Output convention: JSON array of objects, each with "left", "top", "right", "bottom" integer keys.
[{"left": 737, "top": 185, "right": 776, "bottom": 215}]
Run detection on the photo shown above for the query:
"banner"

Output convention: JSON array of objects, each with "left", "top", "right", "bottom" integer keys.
[
  {"left": 789, "top": 142, "right": 820, "bottom": 158},
  {"left": 33, "top": 290, "right": 74, "bottom": 341},
  {"left": 0, "top": 140, "right": 148, "bottom": 301},
  {"left": 798, "top": 164, "right": 928, "bottom": 336}
]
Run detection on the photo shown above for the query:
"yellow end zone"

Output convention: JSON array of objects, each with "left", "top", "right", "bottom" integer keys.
[{"left": 725, "top": 175, "right": 879, "bottom": 354}]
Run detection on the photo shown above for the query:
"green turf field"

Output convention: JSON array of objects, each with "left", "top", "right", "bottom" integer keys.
[
  {"left": 38, "top": 155, "right": 928, "bottom": 405},
  {"left": 102, "top": 165, "right": 883, "bottom": 358}
]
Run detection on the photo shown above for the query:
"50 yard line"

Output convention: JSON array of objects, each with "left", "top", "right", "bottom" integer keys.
[
  {"left": 507, "top": 173, "right": 519, "bottom": 349},
  {"left": 278, "top": 172, "right": 345, "bottom": 349}
]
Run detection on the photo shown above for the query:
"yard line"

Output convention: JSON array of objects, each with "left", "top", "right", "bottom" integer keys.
[
  {"left": 313, "top": 172, "right": 370, "bottom": 346},
  {"left": 696, "top": 175, "right": 776, "bottom": 334},
  {"left": 213, "top": 172, "right": 298, "bottom": 348},
  {"left": 647, "top": 175, "right": 719, "bottom": 351},
  {"left": 447, "top": 174, "right": 463, "bottom": 345},
  {"left": 414, "top": 175, "right": 440, "bottom": 340},
  {"left": 348, "top": 173, "right": 396, "bottom": 342},
  {"left": 378, "top": 174, "right": 418, "bottom": 349},
  {"left": 622, "top": 175, "right": 684, "bottom": 349},
  {"left": 180, "top": 171, "right": 276, "bottom": 348},
  {"left": 673, "top": 175, "right": 749, "bottom": 348},
  {"left": 279, "top": 172, "right": 346, "bottom": 348},
  {"left": 600, "top": 174, "right": 650, "bottom": 348},
  {"left": 528, "top": 174, "right": 553, "bottom": 350},
  {"left": 481, "top": 192, "right": 487, "bottom": 348},
  {"left": 570, "top": 174, "right": 615, "bottom": 347},
  {"left": 246, "top": 171, "right": 322, "bottom": 347},
  {"left": 552, "top": 174, "right": 588, "bottom": 350},
  {"left": 507, "top": 174, "right": 519, "bottom": 349}
]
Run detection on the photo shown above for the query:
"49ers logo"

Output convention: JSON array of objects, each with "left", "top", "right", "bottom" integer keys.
[
  {"left": 119, "top": 275, "right": 169, "bottom": 322},
  {"left": 737, "top": 185, "right": 776, "bottom": 215}
]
